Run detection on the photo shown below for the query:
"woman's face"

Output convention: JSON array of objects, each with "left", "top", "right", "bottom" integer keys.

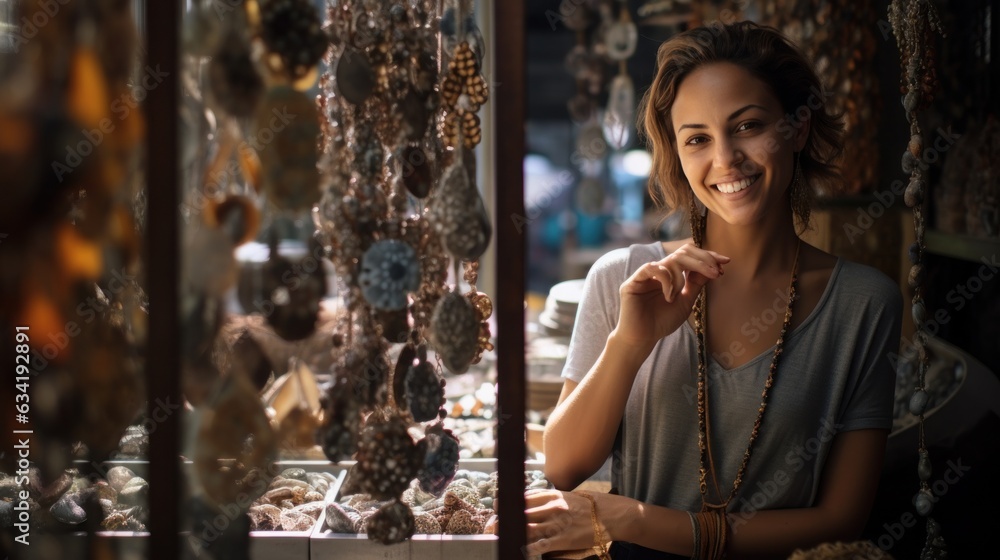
[{"left": 670, "top": 62, "right": 807, "bottom": 228}]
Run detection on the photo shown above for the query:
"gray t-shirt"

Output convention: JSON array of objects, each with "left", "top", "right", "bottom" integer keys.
[{"left": 561, "top": 242, "right": 902, "bottom": 519}]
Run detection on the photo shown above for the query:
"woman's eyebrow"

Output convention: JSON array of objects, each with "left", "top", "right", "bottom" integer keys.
[{"left": 676, "top": 104, "right": 768, "bottom": 132}]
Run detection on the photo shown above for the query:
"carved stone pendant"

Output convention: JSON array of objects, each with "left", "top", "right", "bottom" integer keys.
[
  {"left": 405, "top": 345, "right": 444, "bottom": 423},
  {"left": 430, "top": 161, "right": 491, "bottom": 261},
  {"left": 417, "top": 423, "right": 460, "bottom": 496},
  {"left": 319, "top": 373, "right": 362, "bottom": 462},
  {"left": 429, "top": 290, "right": 480, "bottom": 375},
  {"left": 350, "top": 415, "right": 422, "bottom": 501},
  {"left": 367, "top": 499, "right": 415, "bottom": 545},
  {"left": 358, "top": 239, "right": 421, "bottom": 311}
]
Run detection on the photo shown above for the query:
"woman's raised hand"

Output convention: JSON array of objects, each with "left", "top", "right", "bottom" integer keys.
[{"left": 612, "top": 243, "right": 730, "bottom": 352}]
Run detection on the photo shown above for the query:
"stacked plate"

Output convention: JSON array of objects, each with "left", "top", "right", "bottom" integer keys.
[{"left": 537, "top": 279, "right": 586, "bottom": 338}]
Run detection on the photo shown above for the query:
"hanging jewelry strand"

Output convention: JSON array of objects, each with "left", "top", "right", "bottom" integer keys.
[{"left": 889, "top": 1, "right": 947, "bottom": 559}]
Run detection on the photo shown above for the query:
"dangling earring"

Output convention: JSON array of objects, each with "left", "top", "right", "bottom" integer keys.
[
  {"left": 689, "top": 193, "right": 705, "bottom": 248},
  {"left": 790, "top": 151, "right": 811, "bottom": 230}
]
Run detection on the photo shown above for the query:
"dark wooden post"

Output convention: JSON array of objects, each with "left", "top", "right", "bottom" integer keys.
[
  {"left": 494, "top": 1, "right": 528, "bottom": 558},
  {"left": 146, "top": 1, "right": 180, "bottom": 559}
]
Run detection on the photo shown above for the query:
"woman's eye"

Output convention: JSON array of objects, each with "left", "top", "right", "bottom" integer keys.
[
  {"left": 736, "top": 121, "right": 760, "bottom": 132},
  {"left": 685, "top": 136, "right": 707, "bottom": 145}
]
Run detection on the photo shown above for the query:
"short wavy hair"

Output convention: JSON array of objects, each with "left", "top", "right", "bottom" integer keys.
[{"left": 637, "top": 21, "right": 844, "bottom": 227}]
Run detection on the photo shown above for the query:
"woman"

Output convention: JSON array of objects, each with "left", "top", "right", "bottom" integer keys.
[{"left": 525, "top": 21, "right": 902, "bottom": 560}]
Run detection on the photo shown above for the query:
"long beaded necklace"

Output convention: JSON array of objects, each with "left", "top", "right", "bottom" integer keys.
[{"left": 692, "top": 218, "right": 802, "bottom": 517}]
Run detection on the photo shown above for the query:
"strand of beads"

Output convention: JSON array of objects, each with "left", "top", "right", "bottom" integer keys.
[{"left": 889, "top": 2, "right": 947, "bottom": 559}]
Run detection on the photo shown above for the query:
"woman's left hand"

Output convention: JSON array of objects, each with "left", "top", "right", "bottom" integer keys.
[{"left": 524, "top": 489, "right": 609, "bottom": 556}]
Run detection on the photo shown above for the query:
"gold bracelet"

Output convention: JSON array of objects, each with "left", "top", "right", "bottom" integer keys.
[{"left": 575, "top": 492, "right": 612, "bottom": 560}]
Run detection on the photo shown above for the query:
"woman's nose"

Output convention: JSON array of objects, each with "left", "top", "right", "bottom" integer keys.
[{"left": 713, "top": 138, "right": 745, "bottom": 170}]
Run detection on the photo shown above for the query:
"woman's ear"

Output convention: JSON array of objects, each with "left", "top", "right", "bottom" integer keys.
[{"left": 793, "top": 116, "right": 810, "bottom": 152}]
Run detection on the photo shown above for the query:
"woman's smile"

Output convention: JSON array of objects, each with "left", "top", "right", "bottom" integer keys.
[{"left": 713, "top": 173, "right": 761, "bottom": 194}]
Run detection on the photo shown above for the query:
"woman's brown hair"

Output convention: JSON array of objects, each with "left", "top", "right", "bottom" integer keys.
[{"left": 637, "top": 21, "right": 844, "bottom": 227}]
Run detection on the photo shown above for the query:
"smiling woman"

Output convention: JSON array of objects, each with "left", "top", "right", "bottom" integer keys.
[{"left": 527, "top": 21, "right": 903, "bottom": 560}]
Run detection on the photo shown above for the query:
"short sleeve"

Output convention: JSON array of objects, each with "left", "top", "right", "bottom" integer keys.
[
  {"left": 560, "top": 248, "right": 631, "bottom": 383},
  {"left": 836, "top": 271, "right": 904, "bottom": 432}
]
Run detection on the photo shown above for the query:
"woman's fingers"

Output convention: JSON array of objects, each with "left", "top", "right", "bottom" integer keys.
[{"left": 624, "top": 245, "right": 729, "bottom": 301}]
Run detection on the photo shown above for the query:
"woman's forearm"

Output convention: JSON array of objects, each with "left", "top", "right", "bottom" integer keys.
[
  {"left": 608, "top": 497, "right": 861, "bottom": 560},
  {"left": 543, "top": 331, "right": 653, "bottom": 489}
]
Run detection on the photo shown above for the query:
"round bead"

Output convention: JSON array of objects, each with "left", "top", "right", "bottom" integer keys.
[
  {"left": 914, "top": 489, "right": 934, "bottom": 516},
  {"left": 908, "top": 264, "right": 925, "bottom": 289},
  {"left": 901, "top": 150, "right": 917, "bottom": 175},
  {"left": 918, "top": 450, "right": 932, "bottom": 481},
  {"left": 912, "top": 300, "right": 928, "bottom": 326},
  {"left": 909, "top": 389, "right": 929, "bottom": 416},
  {"left": 905, "top": 176, "right": 926, "bottom": 207},
  {"left": 953, "top": 360, "right": 965, "bottom": 381},
  {"left": 908, "top": 133, "right": 923, "bottom": 158}
]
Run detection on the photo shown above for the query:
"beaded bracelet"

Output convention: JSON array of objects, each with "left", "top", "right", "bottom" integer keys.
[{"left": 575, "top": 492, "right": 612, "bottom": 560}]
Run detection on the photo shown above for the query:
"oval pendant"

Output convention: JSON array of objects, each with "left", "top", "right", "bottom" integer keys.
[
  {"left": 336, "top": 48, "right": 375, "bottom": 105},
  {"left": 430, "top": 290, "right": 480, "bottom": 375}
]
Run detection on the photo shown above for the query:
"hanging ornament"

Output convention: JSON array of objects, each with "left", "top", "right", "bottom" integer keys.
[
  {"left": 416, "top": 423, "right": 461, "bottom": 496},
  {"left": 889, "top": 2, "right": 948, "bottom": 559},
  {"left": 405, "top": 344, "right": 445, "bottom": 422},
  {"left": 345, "top": 414, "right": 423, "bottom": 501},
  {"left": 430, "top": 289, "right": 480, "bottom": 375},
  {"left": 256, "top": 0, "right": 329, "bottom": 82},
  {"left": 207, "top": 23, "right": 264, "bottom": 118},
  {"left": 440, "top": 41, "right": 489, "bottom": 149},
  {"left": 430, "top": 161, "right": 492, "bottom": 261},
  {"left": 604, "top": 6, "right": 637, "bottom": 61},
  {"left": 463, "top": 260, "right": 494, "bottom": 365},
  {"left": 335, "top": 48, "right": 376, "bottom": 105},
  {"left": 358, "top": 239, "right": 421, "bottom": 311},
  {"left": 319, "top": 372, "right": 362, "bottom": 462},
  {"left": 367, "top": 499, "right": 416, "bottom": 545},
  {"left": 603, "top": 72, "right": 635, "bottom": 151},
  {"left": 194, "top": 371, "right": 278, "bottom": 510},
  {"left": 261, "top": 234, "right": 326, "bottom": 341},
  {"left": 400, "top": 146, "right": 434, "bottom": 198}
]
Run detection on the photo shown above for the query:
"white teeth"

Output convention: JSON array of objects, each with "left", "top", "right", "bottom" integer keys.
[{"left": 715, "top": 176, "right": 756, "bottom": 194}]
